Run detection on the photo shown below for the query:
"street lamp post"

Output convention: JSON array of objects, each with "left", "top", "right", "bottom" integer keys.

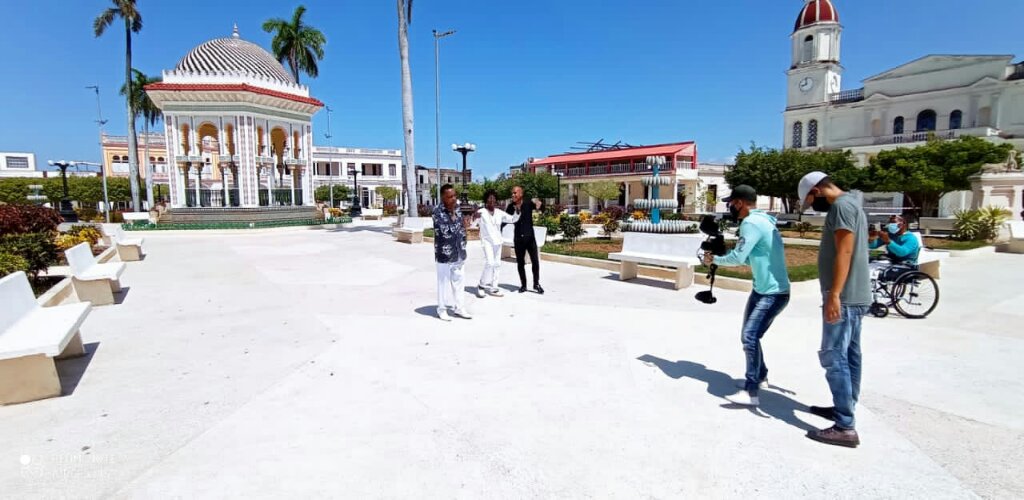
[
  {"left": 349, "top": 167, "right": 362, "bottom": 217},
  {"left": 433, "top": 29, "right": 456, "bottom": 205},
  {"left": 48, "top": 160, "right": 79, "bottom": 223},
  {"left": 86, "top": 85, "right": 111, "bottom": 223},
  {"left": 555, "top": 171, "right": 564, "bottom": 208},
  {"left": 451, "top": 143, "right": 475, "bottom": 209},
  {"left": 324, "top": 105, "right": 335, "bottom": 208}
]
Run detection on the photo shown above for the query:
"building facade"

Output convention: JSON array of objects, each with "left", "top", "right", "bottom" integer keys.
[
  {"left": 310, "top": 146, "right": 405, "bottom": 208},
  {"left": 413, "top": 166, "right": 472, "bottom": 205},
  {"left": 784, "top": 0, "right": 1024, "bottom": 167},
  {"left": 0, "top": 152, "right": 41, "bottom": 178}
]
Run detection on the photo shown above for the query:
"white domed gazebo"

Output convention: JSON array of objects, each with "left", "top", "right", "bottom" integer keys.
[{"left": 146, "top": 26, "right": 323, "bottom": 214}]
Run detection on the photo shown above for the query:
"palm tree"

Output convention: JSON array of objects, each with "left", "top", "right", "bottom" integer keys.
[
  {"left": 94, "top": 0, "right": 143, "bottom": 213},
  {"left": 397, "top": 0, "right": 417, "bottom": 212},
  {"left": 262, "top": 5, "right": 326, "bottom": 85},
  {"left": 121, "top": 69, "right": 162, "bottom": 209}
]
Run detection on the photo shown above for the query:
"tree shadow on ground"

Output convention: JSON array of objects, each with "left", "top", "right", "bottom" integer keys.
[{"left": 637, "top": 354, "right": 819, "bottom": 432}]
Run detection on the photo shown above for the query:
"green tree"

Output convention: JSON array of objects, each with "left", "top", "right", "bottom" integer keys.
[
  {"left": 727, "top": 144, "right": 859, "bottom": 212},
  {"left": 94, "top": 0, "right": 143, "bottom": 212},
  {"left": 314, "top": 184, "right": 350, "bottom": 205},
  {"left": 508, "top": 172, "right": 558, "bottom": 200},
  {"left": 559, "top": 216, "right": 584, "bottom": 245},
  {"left": 859, "top": 136, "right": 1014, "bottom": 217},
  {"left": 262, "top": 5, "right": 327, "bottom": 84},
  {"left": 121, "top": 68, "right": 162, "bottom": 208},
  {"left": 375, "top": 186, "right": 400, "bottom": 205},
  {"left": 465, "top": 182, "right": 486, "bottom": 202},
  {"left": 580, "top": 181, "right": 621, "bottom": 209}
]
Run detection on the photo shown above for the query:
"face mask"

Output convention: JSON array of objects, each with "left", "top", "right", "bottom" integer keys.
[
  {"left": 887, "top": 223, "right": 900, "bottom": 234},
  {"left": 728, "top": 204, "right": 742, "bottom": 221},
  {"left": 811, "top": 196, "right": 831, "bottom": 212}
]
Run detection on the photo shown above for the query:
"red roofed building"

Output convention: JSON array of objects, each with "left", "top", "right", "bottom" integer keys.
[{"left": 523, "top": 141, "right": 725, "bottom": 213}]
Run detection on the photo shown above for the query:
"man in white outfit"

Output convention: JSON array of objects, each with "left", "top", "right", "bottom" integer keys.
[
  {"left": 474, "top": 189, "right": 516, "bottom": 297},
  {"left": 432, "top": 184, "right": 472, "bottom": 321}
]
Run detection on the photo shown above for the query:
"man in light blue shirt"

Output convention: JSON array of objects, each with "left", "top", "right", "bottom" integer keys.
[
  {"left": 703, "top": 185, "right": 791, "bottom": 407},
  {"left": 869, "top": 215, "right": 920, "bottom": 265}
]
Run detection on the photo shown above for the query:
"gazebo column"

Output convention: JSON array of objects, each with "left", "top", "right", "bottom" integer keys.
[
  {"left": 194, "top": 165, "right": 203, "bottom": 208},
  {"left": 289, "top": 166, "right": 297, "bottom": 206},
  {"left": 177, "top": 163, "right": 189, "bottom": 208},
  {"left": 220, "top": 164, "right": 229, "bottom": 207}
]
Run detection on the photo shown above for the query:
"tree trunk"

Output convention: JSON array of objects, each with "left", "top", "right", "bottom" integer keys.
[
  {"left": 124, "top": 22, "right": 141, "bottom": 212},
  {"left": 398, "top": 0, "right": 417, "bottom": 212},
  {"left": 144, "top": 121, "right": 153, "bottom": 209}
]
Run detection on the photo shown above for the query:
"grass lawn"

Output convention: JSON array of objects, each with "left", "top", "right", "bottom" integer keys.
[
  {"left": 541, "top": 238, "right": 821, "bottom": 282},
  {"left": 780, "top": 230, "right": 821, "bottom": 240},
  {"left": 424, "top": 228, "right": 434, "bottom": 238},
  {"left": 923, "top": 237, "right": 990, "bottom": 251}
]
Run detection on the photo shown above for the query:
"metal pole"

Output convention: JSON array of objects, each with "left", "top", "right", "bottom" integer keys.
[
  {"left": 325, "top": 105, "right": 334, "bottom": 208},
  {"left": 87, "top": 85, "right": 111, "bottom": 223}
]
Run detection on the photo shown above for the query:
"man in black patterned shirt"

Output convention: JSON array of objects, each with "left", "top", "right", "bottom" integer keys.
[{"left": 433, "top": 184, "right": 472, "bottom": 321}]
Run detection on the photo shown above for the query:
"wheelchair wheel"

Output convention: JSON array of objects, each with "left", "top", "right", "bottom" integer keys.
[
  {"left": 890, "top": 271, "right": 939, "bottom": 319},
  {"left": 869, "top": 302, "right": 889, "bottom": 318}
]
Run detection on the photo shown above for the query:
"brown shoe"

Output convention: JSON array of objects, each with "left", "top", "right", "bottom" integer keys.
[
  {"left": 807, "top": 425, "right": 860, "bottom": 448},
  {"left": 808, "top": 405, "right": 836, "bottom": 421}
]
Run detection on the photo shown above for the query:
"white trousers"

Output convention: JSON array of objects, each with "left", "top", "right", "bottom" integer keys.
[
  {"left": 436, "top": 260, "right": 466, "bottom": 314},
  {"left": 479, "top": 242, "right": 503, "bottom": 291}
]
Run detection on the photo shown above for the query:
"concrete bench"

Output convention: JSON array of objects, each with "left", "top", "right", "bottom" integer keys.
[
  {"left": 122, "top": 212, "right": 151, "bottom": 225},
  {"left": 65, "top": 242, "right": 127, "bottom": 306},
  {"left": 920, "top": 217, "right": 956, "bottom": 236},
  {"left": 608, "top": 233, "right": 704, "bottom": 289},
  {"left": 102, "top": 224, "right": 145, "bottom": 261},
  {"left": 1005, "top": 221, "right": 1024, "bottom": 254},
  {"left": 500, "top": 225, "right": 549, "bottom": 259},
  {"left": 361, "top": 208, "right": 384, "bottom": 220},
  {"left": 0, "top": 272, "right": 91, "bottom": 405},
  {"left": 394, "top": 217, "right": 430, "bottom": 244},
  {"left": 912, "top": 232, "right": 948, "bottom": 279}
]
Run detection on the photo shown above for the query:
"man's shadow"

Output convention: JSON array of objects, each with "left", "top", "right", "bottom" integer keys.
[{"left": 637, "top": 354, "right": 818, "bottom": 432}]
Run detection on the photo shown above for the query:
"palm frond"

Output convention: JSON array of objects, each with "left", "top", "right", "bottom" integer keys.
[{"left": 93, "top": 7, "right": 117, "bottom": 36}]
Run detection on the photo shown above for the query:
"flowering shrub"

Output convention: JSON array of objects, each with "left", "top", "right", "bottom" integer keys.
[
  {"left": 0, "top": 205, "right": 62, "bottom": 235},
  {"left": 602, "top": 206, "right": 625, "bottom": 221}
]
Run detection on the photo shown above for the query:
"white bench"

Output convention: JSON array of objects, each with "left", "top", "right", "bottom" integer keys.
[
  {"left": 0, "top": 272, "right": 91, "bottom": 405},
  {"left": 912, "top": 232, "right": 948, "bottom": 279},
  {"left": 500, "top": 225, "right": 549, "bottom": 259},
  {"left": 102, "top": 224, "right": 145, "bottom": 261},
  {"left": 608, "top": 233, "right": 704, "bottom": 289},
  {"left": 1005, "top": 221, "right": 1024, "bottom": 254},
  {"left": 394, "top": 217, "right": 430, "bottom": 244},
  {"left": 122, "top": 212, "right": 151, "bottom": 225},
  {"left": 920, "top": 217, "right": 956, "bottom": 236},
  {"left": 361, "top": 208, "right": 383, "bottom": 220},
  {"left": 65, "top": 242, "right": 127, "bottom": 306}
]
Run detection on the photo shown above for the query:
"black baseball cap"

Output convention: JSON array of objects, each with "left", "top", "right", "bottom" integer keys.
[{"left": 722, "top": 185, "right": 757, "bottom": 203}]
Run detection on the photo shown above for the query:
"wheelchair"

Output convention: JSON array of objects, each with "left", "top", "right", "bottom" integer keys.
[{"left": 869, "top": 259, "right": 939, "bottom": 319}]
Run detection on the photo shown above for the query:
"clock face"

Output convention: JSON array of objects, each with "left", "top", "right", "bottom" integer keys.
[{"left": 799, "top": 77, "right": 814, "bottom": 93}]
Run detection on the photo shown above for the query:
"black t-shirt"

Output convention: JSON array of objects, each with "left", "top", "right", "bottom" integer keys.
[{"left": 505, "top": 200, "right": 543, "bottom": 242}]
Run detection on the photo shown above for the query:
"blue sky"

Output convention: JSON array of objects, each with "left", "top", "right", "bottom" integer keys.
[{"left": 1, "top": 0, "right": 1022, "bottom": 178}]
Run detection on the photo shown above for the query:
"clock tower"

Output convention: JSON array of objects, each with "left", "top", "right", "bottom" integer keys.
[{"left": 786, "top": 0, "right": 843, "bottom": 109}]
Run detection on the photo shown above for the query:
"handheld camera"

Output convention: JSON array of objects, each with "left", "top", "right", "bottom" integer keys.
[{"left": 696, "top": 215, "right": 727, "bottom": 304}]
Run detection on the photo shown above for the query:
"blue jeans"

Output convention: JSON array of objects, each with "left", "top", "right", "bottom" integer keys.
[
  {"left": 741, "top": 292, "right": 790, "bottom": 394},
  {"left": 819, "top": 304, "right": 870, "bottom": 430}
]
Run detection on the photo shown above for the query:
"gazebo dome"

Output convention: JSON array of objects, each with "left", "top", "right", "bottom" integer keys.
[
  {"left": 175, "top": 26, "right": 295, "bottom": 85},
  {"left": 794, "top": 0, "right": 839, "bottom": 32}
]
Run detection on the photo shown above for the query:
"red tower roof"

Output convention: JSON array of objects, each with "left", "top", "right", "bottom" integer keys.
[{"left": 794, "top": 0, "right": 839, "bottom": 32}]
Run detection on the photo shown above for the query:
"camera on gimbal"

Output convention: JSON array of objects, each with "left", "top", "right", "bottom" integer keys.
[{"left": 696, "top": 215, "right": 727, "bottom": 304}]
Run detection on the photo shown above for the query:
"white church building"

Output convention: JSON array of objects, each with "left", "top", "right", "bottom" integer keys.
[{"left": 783, "top": 0, "right": 1024, "bottom": 168}]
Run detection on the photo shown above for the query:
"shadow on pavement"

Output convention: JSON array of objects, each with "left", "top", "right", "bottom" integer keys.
[{"left": 57, "top": 342, "right": 100, "bottom": 397}]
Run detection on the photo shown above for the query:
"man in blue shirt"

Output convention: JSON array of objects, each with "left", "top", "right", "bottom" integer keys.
[
  {"left": 433, "top": 184, "right": 472, "bottom": 322},
  {"left": 870, "top": 215, "right": 920, "bottom": 264},
  {"left": 703, "top": 185, "right": 791, "bottom": 407}
]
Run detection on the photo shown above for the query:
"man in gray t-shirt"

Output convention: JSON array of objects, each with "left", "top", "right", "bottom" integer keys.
[{"left": 797, "top": 172, "right": 872, "bottom": 449}]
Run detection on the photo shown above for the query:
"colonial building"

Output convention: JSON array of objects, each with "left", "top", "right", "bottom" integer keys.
[
  {"left": 0, "top": 152, "right": 41, "bottom": 178},
  {"left": 310, "top": 146, "right": 405, "bottom": 208},
  {"left": 784, "top": 0, "right": 1024, "bottom": 166},
  {"left": 145, "top": 26, "right": 324, "bottom": 209},
  {"left": 413, "top": 165, "right": 472, "bottom": 205}
]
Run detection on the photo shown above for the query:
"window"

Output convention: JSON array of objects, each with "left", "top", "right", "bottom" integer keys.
[
  {"left": 893, "top": 116, "right": 904, "bottom": 135},
  {"left": 792, "top": 121, "right": 803, "bottom": 148},
  {"left": 802, "top": 35, "right": 814, "bottom": 63},
  {"left": 949, "top": 110, "right": 963, "bottom": 130},
  {"left": 389, "top": 164, "right": 397, "bottom": 177},
  {"left": 916, "top": 109, "right": 937, "bottom": 132},
  {"left": 112, "top": 155, "right": 129, "bottom": 173},
  {"left": 807, "top": 119, "right": 819, "bottom": 147},
  {"left": 361, "top": 163, "right": 383, "bottom": 176},
  {"left": 419, "top": 175, "right": 425, "bottom": 184},
  {"left": 5, "top": 156, "right": 29, "bottom": 169}
]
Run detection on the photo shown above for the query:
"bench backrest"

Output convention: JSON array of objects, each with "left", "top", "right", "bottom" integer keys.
[
  {"left": 1008, "top": 221, "right": 1024, "bottom": 239},
  {"left": 403, "top": 217, "right": 429, "bottom": 230},
  {"left": 0, "top": 271, "right": 38, "bottom": 332},
  {"left": 362, "top": 208, "right": 383, "bottom": 216},
  {"left": 65, "top": 242, "right": 97, "bottom": 276},
  {"left": 621, "top": 232, "right": 704, "bottom": 259}
]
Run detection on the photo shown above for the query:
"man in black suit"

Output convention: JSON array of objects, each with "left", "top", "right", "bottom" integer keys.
[{"left": 506, "top": 185, "right": 545, "bottom": 294}]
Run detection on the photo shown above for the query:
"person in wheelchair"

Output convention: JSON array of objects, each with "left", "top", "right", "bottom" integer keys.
[{"left": 868, "top": 215, "right": 920, "bottom": 282}]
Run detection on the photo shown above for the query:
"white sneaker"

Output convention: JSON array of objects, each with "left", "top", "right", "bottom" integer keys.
[
  {"left": 735, "top": 379, "right": 768, "bottom": 390},
  {"left": 437, "top": 309, "right": 452, "bottom": 322},
  {"left": 452, "top": 309, "right": 473, "bottom": 320},
  {"left": 476, "top": 287, "right": 487, "bottom": 298},
  {"left": 726, "top": 391, "right": 759, "bottom": 406},
  {"left": 487, "top": 288, "right": 504, "bottom": 297}
]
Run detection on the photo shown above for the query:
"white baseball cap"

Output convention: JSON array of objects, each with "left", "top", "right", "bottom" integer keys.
[{"left": 798, "top": 171, "right": 829, "bottom": 208}]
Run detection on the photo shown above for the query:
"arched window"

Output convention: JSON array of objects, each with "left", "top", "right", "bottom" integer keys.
[
  {"left": 112, "top": 155, "right": 120, "bottom": 162},
  {"left": 807, "top": 120, "right": 819, "bottom": 147},
  {"left": 893, "top": 116, "right": 905, "bottom": 135},
  {"left": 792, "top": 121, "right": 803, "bottom": 148},
  {"left": 157, "top": 156, "right": 165, "bottom": 162},
  {"left": 802, "top": 36, "right": 814, "bottom": 63},
  {"left": 949, "top": 110, "right": 963, "bottom": 130},
  {"left": 916, "top": 109, "right": 937, "bottom": 132}
]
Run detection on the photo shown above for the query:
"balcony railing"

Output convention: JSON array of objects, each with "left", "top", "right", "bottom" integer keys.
[
  {"left": 553, "top": 161, "right": 692, "bottom": 179},
  {"left": 1009, "top": 62, "right": 1024, "bottom": 81},
  {"left": 827, "top": 127, "right": 1000, "bottom": 149},
  {"left": 829, "top": 88, "right": 865, "bottom": 104}
]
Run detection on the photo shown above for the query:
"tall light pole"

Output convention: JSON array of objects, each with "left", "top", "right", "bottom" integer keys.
[
  {"left": 86, "top": 85, "right": 111, "bottom": 223},
  {"left": 433, "top": 29, "right": 456, "bottom": 205},
  {"left": 451, "top": 142, "right": 475, "bottom": 209},
  {"left": 324, "top": 105, "right": 335, "bottom": 208}
]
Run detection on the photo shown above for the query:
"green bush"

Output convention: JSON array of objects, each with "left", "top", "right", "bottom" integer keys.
[
  {"left": 536, "top": 214, "right": 560, "bottom": 237},
  {"left": 0, "top": 252, "right": 29, "bottom": 278},
  {"left": 795, "top": 222, "right": 814, "bottom": 238},
  {"left": 601, "top": 217, "right": 620, "bottom": 237},
  {"left": 559, "top": 216, "right": 584, "bottom": 244},
  {"left": 0, "top": 233, "right": 58, "bottom": 278},
  {"left": 953, "top": 207, "right": 1010, "bottom": 241}
]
